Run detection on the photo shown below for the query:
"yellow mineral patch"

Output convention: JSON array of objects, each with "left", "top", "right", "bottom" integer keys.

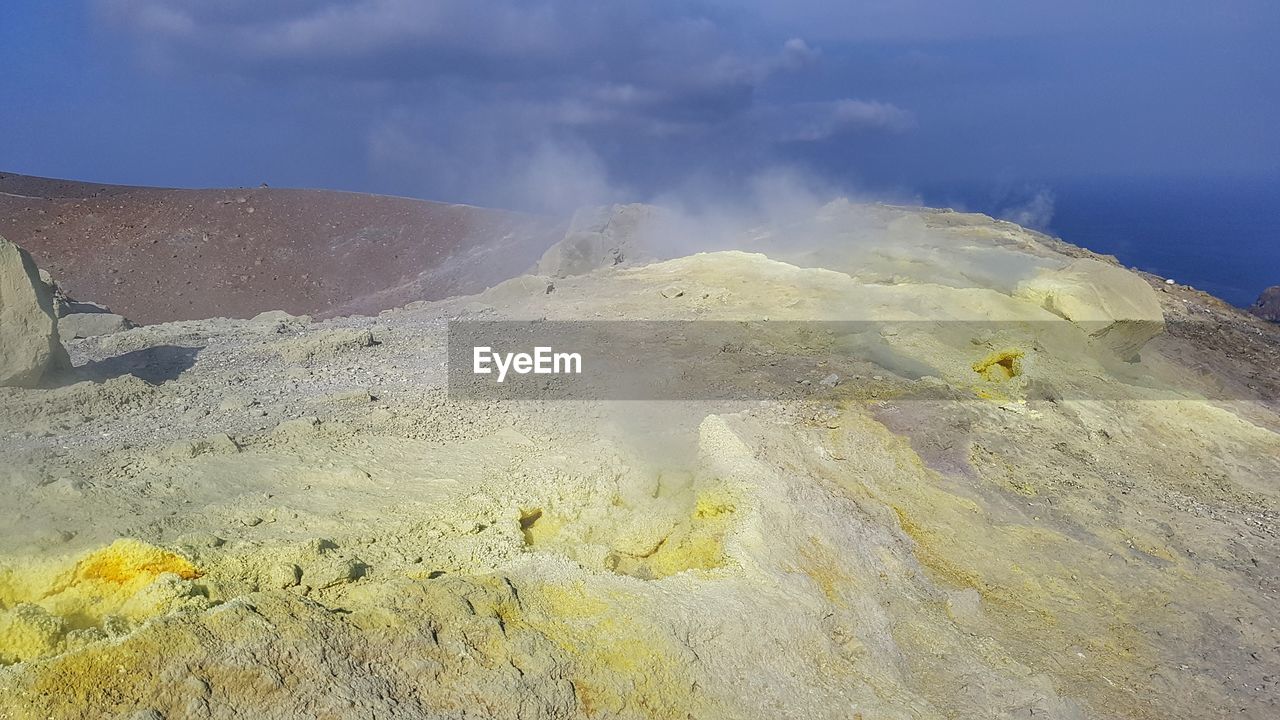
[
  {"left": 972, "top": 348, "right": 1024, "bottom": 381},
  {"left": 525, "top": 486, "right": 736, "bottom": 580},
  {"left": 693, "top": 490, "right": 736, "bottom": 519},
  {"left": 23, "top": 621, "right": 207, "bottom": 712},
  {"left": 886, "top": 470, "right": 1217, "bottom": 719},
  {"left": 528, "top": 582, "right": 707, "bottom": 719},
  {"left": 0, "top": 604, "right": 65, "bottom": 665},
  {"left": 519, "top": 507, "right": 566, "bottom": 546},
  {"left": 822, "top": 408, "right": 1208, "bottom": 717},
  {"left": 0, "top": 539, "right": 205, "bottom": 665},
  {"left": 607, "top": 489, "right": 734, "bottom": 579},
  {"left": 636, "top": 525, "right": 723, "bottom": 579},
  {"left": 798, "top": 536, "right": 851, "bottom": 604},
  {"left": 70, "top": 538, "right": 201, "bottom": 587}
]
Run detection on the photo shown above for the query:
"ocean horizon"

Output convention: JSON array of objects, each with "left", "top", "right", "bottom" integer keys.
[{"left": 926, "top": 176, "right": 1279, "bottom": 308}]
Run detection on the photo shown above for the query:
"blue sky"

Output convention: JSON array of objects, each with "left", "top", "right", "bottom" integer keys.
[{"left": 2, "top": 1, "right": 1277, "bottom": 214}]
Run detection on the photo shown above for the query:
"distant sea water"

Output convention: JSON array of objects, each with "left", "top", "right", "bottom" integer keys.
[{"left": 923, "top": 177, "right": 1280, "bottom": 308}]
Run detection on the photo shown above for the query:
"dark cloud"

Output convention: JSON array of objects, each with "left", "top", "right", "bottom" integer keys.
[
  {"left": 99, "top": 2, "right": 772, "bottom": 85},
  {"left": 41, "top": 1, "right": 1274, "bottom": 212},
  {"left": 92, "top": 0, "right": 918, "bottom": 211}
]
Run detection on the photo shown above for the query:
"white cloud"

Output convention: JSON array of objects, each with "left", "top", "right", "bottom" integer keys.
[{"left": 778, "top": 37, "right": 819, "bottom": 70}]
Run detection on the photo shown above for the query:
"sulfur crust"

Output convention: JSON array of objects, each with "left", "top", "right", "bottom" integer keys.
[{"left": 0, "top": 539, "right": 202, "bottom": 665}]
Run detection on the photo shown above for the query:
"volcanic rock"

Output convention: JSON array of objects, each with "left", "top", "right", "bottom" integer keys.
[
  {"left": 1250, "top": 285, "right": 1280, "bottom": 322},
  {"left": 1015, "top": 258, "right": 1165, "bottom": 360},
  {"left": 59, "top": 312, "right": 134, "bottom": 340},
  {"left": 0, "top": 234, "right": 69, "bottom": 387}
]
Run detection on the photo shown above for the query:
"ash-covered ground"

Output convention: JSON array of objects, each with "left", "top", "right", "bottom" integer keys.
[{"left": 1, "top": 202, "right": 1278, "bottom": 720}]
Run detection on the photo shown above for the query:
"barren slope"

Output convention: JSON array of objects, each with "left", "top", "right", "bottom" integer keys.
[
  {"left": 0, "top": 172, "right": 564, "bottom": 324},
  {"left": 1, "top": 202, "right": 1278, "bottom": 719}
]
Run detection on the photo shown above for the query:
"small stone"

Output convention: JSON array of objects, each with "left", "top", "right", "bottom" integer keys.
[
  {"left": 162, "top": 440, "right": 200, "bottom": 460},
  {"left": 251, "top": 310, "right": 300, "bottom": 324},
  {"left": 39, "top": 475, "right": 88, "bottom": 497},
  {"left": 303, "top": 538, "right": 338, "bottom": 557},
  {"left": 164, "top": 434, "right": 238, "bottom": 460},
  {"left": 335, "top": 467, "right": 372, "bottom": 483},
  {"left": 660, "top": 285, "right": 685, "bottom": 299},
  {"left": 269, "top": 563, "right": 302, "bottom": 589},
  {"left": 819, "top": 373, "right": 840, "bottom": 388}
]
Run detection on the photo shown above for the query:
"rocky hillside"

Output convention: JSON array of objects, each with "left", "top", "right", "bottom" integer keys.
[
  {"left": 1, "top": 202, "right": 1278, "bottom": 719},
  {"left": 0, "top": 172, "right": 564, "bottom": 324}
]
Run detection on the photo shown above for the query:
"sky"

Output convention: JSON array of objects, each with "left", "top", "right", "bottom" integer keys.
[{"left": 1, "top": 1, "right": 1278, "bottom": 216}]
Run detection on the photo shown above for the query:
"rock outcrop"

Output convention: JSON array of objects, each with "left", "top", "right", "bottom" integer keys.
[
  {"left": 36, "top": 270, "right": 137, "bottom": 339},
  {"left": 58, "top": 312, "right": 135, "bottom": 340},
  {"left": 1015, "top": 258, "right": 1165, "bottom": 360},
  {"left": 1250, "top": 285, "right": 1280, "bottom": 322},
  {"left": 0, "top": 235, "right": 69, "bottom": 387}
]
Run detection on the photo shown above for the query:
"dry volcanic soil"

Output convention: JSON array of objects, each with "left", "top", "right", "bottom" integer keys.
[{"left": 1, "top": 193, "right": 1278, "bottom": 720}]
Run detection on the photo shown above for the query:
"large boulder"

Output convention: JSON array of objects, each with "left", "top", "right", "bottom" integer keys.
[
  {"left": 59, "top": 312, "right": 135, "bottom": 340},
  {"left": 37, "top": 266, "right": 135, "bottom": 339},
  {"left": 1015, "top": 258, "right": 1165, "bottom": 361},
  {"left": 1249, "top": 286, "right": 1280, "bottom": 322},
  {"left": 0, "top": 235, "right": 70, "bottom": 386}
]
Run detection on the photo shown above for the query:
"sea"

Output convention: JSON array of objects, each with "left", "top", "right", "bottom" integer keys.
[{"left": 921, "top": 176, "right": 1280, "bottom": 308}]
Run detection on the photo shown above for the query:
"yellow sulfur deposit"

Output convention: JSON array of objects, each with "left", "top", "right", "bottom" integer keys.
[
  {"left": 972, "top": 348, "right": 1024, "bottom": 381},
  {"left": 70, "top": 538, "right": 201, "bottom": 587},
  {"left": 528, "top": 582, "right": 707, "bottom": 719},
  {"left": 0, "top": 539, "right": 204, "bottom": 665},
  {"left": 605, "top": 489, "right": 734, "bottom": 580}
]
